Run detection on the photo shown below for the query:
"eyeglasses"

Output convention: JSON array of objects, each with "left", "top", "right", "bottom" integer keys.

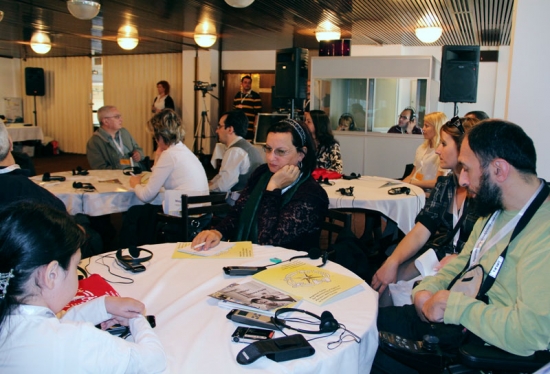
[
  {"left": 104, "top": 115, "right": 122, "bottom": 120},
  {"left": 445, "top": 116, "right": 465, "bottom": 134},
  {"left": 262, "top": 145, "right": 293, "bottom": 157},
  {"left": 398, "top": 115, "right": 409, "bottom": 120}
]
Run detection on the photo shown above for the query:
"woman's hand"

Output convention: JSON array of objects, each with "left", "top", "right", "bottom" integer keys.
[
  {"left": 129, "top": 175, "right": 143, "bottom": 188},
  {"left": 266, "top": 165, "right": 301, "bottom": 191},
  {"left": 103, "top": 297, "right": 145, "bottom": 327},
  {"left": 191, "top": 230, "right": 223, "bottom": 251},
  {"left": 371, "top": 258, "right": 399, "bottom": 295}
]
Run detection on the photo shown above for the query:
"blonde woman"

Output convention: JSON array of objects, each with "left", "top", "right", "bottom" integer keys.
[{"left": 402, "top": 112, "right": 448, "bottom": 190}]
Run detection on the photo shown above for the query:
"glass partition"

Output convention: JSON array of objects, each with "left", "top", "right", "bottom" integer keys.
[{"left": 313, "top": 78, "right": 427, "bottom": 133}]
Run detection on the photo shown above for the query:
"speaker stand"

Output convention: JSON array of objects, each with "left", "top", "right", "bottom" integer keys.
[
  {"left": 453, "top": 102, "right": 459, "bottom": 117},
  {"left": 33, "top": 95, "right": 38, "bottom": 126}
]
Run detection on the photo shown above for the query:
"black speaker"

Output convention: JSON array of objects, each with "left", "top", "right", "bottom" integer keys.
[
  {"left": 439, "top": 46, "right": 480, "bottom": 103},
  {"left": 25, "top": 67, "right": 45, "bottom": 96},
  {"left": 275, "top": 48, "right": 308, "bottom": 99}
]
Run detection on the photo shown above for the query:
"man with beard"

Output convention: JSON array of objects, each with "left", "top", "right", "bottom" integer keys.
[{"left": 372, "top": 120, "right": 550, "bottom": 373}]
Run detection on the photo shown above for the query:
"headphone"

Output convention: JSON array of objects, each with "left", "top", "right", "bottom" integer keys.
[
  {"left": 123, "top": 166, "right": 142, "bottom": 176},
  {"left": 287, "top": 247, "right": 328, "bottom": 268},
  {"left": 337, "top": 186, "right": 354, "bottom": 196},
  {"left": 388, "top": 186, "right": 410, "bottom": 195},
  {"left": 404, "top": 107, "right": 416, "bottom": 121},
  {"left": 42, "top": 172, "right": 66, "bottom": 182},
  {"left": 72, "top": 166, "right": 89, "bottom": 176},
  {"left": 116, "top": 246, "right": 153, "bottom": 265},
  {"left": 72, "top": 181, "right": 95, "bottom": 191},
  {"left": 342, "top": 172, "right": 361, "bottom": 180},
  {"left": 338, "top": 113, "right": 355, "bottom": 130},
  {"left": 273, "top": 308, "right": 340, "bottom": 334}
]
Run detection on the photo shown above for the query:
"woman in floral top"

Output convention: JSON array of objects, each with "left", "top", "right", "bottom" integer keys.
[{"left": 303, "top": 110, "right": 343, "bottom": 173}]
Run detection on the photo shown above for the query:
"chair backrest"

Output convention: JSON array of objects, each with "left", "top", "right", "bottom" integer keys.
[
  {"left": 320, "top": 209, "right": 352, "bottom": 250},
  {"left": 156, "top": 192, "right": 231, "bottom": 243},
  {"left": 398, "top": 163, "right": 414, "bottom": 180}
]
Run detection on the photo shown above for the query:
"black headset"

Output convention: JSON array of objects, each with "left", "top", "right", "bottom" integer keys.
[
  {"left": 42, "top": 172, "right": 66, "bottom": 182},
  {"left": 273, "top": 308, "right": 339, "bottom": 334},
  {"left": 287, "top": 247, "right": 328, "bottom": 268},
  {"left": 72, "top": 166, "right": 89, "bottom": 176},
  {"left": 116, "top": 246, "right": 153, "bottom": 265},
  {"left": 72, "top": 181, "right": 95, "bottom": 191},
  {"left": 388, "top": 186, "right": 410, "bottom": 195},
  {"left": 337, "top": 186, "right": 354, "bottom": 196},
  {"left": 404, "top": 107, "right": 416, "bottom": 121},
  {"left": 338, "top": 113, "right": 355, "bottom": 130}
]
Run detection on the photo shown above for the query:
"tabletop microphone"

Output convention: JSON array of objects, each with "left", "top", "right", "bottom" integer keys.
[{"left": 42, "top": 172, "right": 66, "bottom": 182}]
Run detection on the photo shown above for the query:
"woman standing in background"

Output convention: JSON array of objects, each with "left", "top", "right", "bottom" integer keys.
[{"left": 151, "top": 81, "right": 175, "bottom": 114}]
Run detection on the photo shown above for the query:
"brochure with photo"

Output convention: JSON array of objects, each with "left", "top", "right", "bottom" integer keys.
[{"left": 209, "top": 280, "right": 299, "bottom": 312}]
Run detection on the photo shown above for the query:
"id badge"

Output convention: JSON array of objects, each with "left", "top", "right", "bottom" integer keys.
[{"left": 120, "top": 158, "right": 132, "bottom": 166}]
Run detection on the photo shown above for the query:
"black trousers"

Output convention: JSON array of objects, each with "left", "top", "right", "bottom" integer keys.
[{"left": 372, "top": 305, "right": 470, "bottom": 374}]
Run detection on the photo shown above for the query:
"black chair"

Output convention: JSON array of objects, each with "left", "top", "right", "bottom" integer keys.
[
  {"left": 398, "top": 163, "right": 414, "bottom": 180},
  {"left": 156, "top": 193, "right": 231, "bottom": 243},
  {"left": 320, "top": 209, "right": 352, "bottom": 250},
  {"left": 454, "top": 343, "right": 550, "bottom": 373}
]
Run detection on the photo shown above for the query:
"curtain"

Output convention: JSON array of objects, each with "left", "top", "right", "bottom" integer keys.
[
  {"left": 103, "top": 53, "right": 182, "bottom": 156},
  {"left": 21, "top": 57, "right": 92, "bottom": 154}
]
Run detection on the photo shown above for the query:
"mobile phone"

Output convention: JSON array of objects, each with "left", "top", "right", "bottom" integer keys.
[
  {"left": 231, "top": 326, "right": 274, "bottom": 343},
  {"left": 223, "top": 266, "right": 266, "bottom": 276},
  {"left": 115, "top": 257, "right": 146, "bottom": 273},
  {"left": 226, "top": 309, "right": 276, "bottom": 329}
]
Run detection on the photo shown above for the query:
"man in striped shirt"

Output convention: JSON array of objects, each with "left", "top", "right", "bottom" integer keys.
[{"left": 233, "top": 75, "right": 262, "bottom": 140}]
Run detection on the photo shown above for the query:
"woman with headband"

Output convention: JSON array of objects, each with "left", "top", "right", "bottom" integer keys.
[{"left": 192, "top": 119, "right": 329, "bottom": 251}]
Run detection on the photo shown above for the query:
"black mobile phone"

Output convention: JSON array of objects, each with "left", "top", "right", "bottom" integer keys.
[
  {"left": 223, "top": 266, "right": 266, "bottom": 276},
  {"left": 115, "top": 257, "right": 146, "bottom": 273},
  {"left": 231, "top": 326, "right": 274, "bottom": 343}
]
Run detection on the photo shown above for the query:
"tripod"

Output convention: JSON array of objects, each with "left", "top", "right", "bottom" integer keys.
[{"left": 193, "top": 89, "right": 218, "bottom": 159}]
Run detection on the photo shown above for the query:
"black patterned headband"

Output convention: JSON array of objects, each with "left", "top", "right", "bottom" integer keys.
[{"left": 280, "top": 118, "right": 306, "bottom": 146}]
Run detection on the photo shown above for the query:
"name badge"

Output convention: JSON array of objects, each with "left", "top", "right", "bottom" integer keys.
[{"left": 120, "top": 158, "right": 132, "bottom": 166}]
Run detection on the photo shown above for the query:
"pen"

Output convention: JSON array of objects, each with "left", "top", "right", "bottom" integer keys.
[{"left": 192, "top": 242, "right": 206, "bottom": 251}]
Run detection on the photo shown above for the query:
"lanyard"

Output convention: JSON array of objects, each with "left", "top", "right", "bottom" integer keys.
[
  {"left": 240, "top": 91, "right": 250, "bottom": 104},
  {"left": 112, "top": 132, "right": 125, "bottom": 156},
  {"left": 470, "top": 181, "right": 545, "bottom": 267}
]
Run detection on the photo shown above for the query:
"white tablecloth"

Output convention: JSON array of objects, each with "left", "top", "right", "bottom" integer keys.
[
  {"left": 323, "top": 176, "right": 426, "bottom": 233},
  {"left": 32, "top": 170, "right": 163, "bottom": 216},
  {"left": 83, "top": 244, "right": 379, "bottom": 373},
  {"left": 6, "top": 124, "right": 44, "bottom": 142}
]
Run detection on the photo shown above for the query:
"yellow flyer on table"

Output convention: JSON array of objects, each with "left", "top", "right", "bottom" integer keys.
[
  {"left": 172, "top": 241, "right": 253, "bottom": 259},
  {"left": 253, "top": 260, "right": 363, "bottom": 306}
]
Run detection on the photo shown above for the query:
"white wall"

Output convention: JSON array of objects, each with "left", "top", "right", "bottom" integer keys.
[
  {"left": 506, "top": 0, "right": 550, "bottom": 179},
  {"left": 0, "top": 57, "right": 22, "bottom": 118},
  {"left": 221, "top": 50, "right": 276, "bottom": 71}
]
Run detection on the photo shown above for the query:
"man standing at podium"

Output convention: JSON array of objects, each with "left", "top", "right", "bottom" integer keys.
[{"left": 233, "top": 75, "right": 262, "bottom": 140}]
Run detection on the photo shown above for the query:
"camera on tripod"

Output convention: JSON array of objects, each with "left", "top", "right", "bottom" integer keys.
[{"left": 194, "top": 81, "right": 216, "bottom": 93}]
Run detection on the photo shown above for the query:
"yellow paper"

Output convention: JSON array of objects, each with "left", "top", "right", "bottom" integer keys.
[
  {"left": 253, "top": 261, "right": 364, "bottom": 306},
  {"left": 171, "top": 241, "right": 253, "bottom": 259}
]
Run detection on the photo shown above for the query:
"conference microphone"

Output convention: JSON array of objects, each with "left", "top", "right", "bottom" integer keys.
[
  {"left": 223, "top": 248, "right": 328, "bottom": 276},
  {"left": 42, "top": 172, "right": 66, "bottom": 182}
]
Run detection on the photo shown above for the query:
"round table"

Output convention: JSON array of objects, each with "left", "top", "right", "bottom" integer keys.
[
  {"left": 31, "top": 170, "right": 163, "bottom": 216},
  {"left": 82, "top": 243, "right": 379, "bottom": 373}
]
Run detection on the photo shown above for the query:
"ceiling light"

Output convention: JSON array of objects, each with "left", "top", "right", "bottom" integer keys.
[
  {"left": 224, "top": 0, "right": 255, "bottom": 8},
  {"left": 117, "top": 25, "right": 139, "bottom": 50},
  {"left": 30, "top": 31, "right": 52, "bottom": 54},
  {"left": 415, "top": 27, "right": 443, "bottom": 43},
  {"left": 0, "top": 11, "right": 4, "bottom": 22},
  {"left": 194, "top": 22, "right": 217, "bottom": 48},
  {"left": 67, "top": 0, "right": 100, "bottom": 20},
  {"left": 315, "top": 21, "right": 341, "bottom": 42}
]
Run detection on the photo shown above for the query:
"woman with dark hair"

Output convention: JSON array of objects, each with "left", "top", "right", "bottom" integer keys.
[
  {"left": 303, "top": 110, "right": 343, "bottom": 173},
  {"left": 151, "top": 80, "right": 175, "bottom": 114},
  {"left": 372, "top": 117, "right": 482, "bottom": 306},
  {"left": 192, "top": 118, "right": 329, "bottom": 251},
  {"left": 0, "top": 202, "right": 166, "bottom": 372}
]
